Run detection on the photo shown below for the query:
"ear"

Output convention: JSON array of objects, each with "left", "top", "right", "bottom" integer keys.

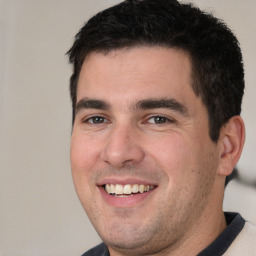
[{"left": 217, "top": 116, "right": 245, "bottom": 177}]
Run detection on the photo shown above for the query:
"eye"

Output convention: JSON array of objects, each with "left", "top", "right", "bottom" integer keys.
[
  {"left": 147, "top": 116, "right": 173, "bottom": 124},
  {"left": 85, "top": 116, "right": 108, "bottom": 124}
]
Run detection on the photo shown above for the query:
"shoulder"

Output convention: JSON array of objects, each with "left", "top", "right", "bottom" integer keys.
[
  {"left": 224, "top": 221, "right": 256, "bottom": 256},
  {"left": 81, "top": 243, "right": 109, "bottom": 256},
  {"left": 242, "top": 221, "right": 256, "bottom": 237}
]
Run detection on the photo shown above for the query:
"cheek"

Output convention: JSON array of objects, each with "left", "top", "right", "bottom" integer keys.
[
  {"left": 70, "top": 134, "right": 100, "bottom": 198},
  {"left": 145, "top": 132, "right": 207, "bottom": 196},
  {"left": 146, "top": 133, "right": 195, "bottom": 172},
  {"left": 70, "top": 133, "right": 99, "bottom": 172}
]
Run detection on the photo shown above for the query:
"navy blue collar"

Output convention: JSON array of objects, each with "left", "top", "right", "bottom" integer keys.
[
  {"left": 82, "top": 212, "right": 245, "bottom": 256},
  {"left": 197, "top": 212, "right": 245, "bottom": 256}
]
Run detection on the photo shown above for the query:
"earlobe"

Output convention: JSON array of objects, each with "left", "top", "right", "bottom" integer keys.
[{"left": 218, "top": 116, "right": 245, "bottom": 176}]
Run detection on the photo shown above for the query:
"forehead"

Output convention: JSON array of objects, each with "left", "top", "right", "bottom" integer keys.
[{"left": 77, "top": 46, "right": 195, "bottom": 105}]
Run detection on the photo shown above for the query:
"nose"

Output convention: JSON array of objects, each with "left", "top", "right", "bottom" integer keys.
[{"left": 101, "top": 124, "right": 145, "bottom": 168}]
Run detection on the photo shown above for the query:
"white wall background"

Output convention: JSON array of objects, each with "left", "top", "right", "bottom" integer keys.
[{"left": 0, "top": 0, "right": 255, "bottom": 255}]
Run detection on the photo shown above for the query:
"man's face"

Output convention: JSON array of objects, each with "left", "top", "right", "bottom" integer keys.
[{"left": 71, "top": 47, "right": 221, "bottom": 255}]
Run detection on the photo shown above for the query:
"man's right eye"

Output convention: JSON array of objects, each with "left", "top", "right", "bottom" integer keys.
[{"left": 85, "top": 116, "right": 107, "bottom": 124}]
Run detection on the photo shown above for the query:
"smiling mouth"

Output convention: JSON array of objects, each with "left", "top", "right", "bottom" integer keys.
[{"left": 104, "top": 184, "right": 156, "bottom": 196}]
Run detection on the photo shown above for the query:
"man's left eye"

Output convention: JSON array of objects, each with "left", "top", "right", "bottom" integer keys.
[{"left": 147, "top": 116, "right": 172, "bottom": 124}]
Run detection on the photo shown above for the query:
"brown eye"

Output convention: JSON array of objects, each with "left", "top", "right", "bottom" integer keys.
[
  {"left": 148, "top": 116, "right": 171, "bottom": 124},
  {"left": 154, "top": 116, "right": 168, "bottom": 124},
  {"left": 87, "top": 116, "right": 106, "bottom": 124}
]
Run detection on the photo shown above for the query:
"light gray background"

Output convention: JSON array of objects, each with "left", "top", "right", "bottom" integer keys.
[{"left": 0, "top": 0, "right": 255, "bottom": 255}]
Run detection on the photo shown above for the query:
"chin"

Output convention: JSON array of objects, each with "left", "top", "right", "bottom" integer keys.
[{"left": 95, "top": 220, "right": 156, "bottom": 252}]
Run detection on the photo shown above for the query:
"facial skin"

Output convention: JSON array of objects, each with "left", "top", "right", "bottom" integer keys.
[{"left": 71, "top": 47, "right": 244, "bottom": 256}]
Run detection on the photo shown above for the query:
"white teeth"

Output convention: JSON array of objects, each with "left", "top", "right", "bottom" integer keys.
[
  {"left": 124, "top": 184, "right": 132, "bottom": 194},
  {"left": 139, "top": 185, "right": 145, "bottom": 193},
  {"left": 115, "top": 184, "right": 123, "bottom": 195},
  {"left": 105, "top": 184, "right": 111, "bottom": 194},
  {"left": 132, "top": 184, "right": 139, "bottom": 193},
  {"left": 105, "top": 184, "right": 116, "bottom": 194},
  {"left": 104, "top": 184, "right": 155, "bottom": 195},
  {"left": 110, "top": 184, "right": 115, "bottom": 193}
]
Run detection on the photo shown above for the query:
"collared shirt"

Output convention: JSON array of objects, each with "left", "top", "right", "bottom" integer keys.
[{"left": 81, "top": 212, "right": 245, "bottom": 256}]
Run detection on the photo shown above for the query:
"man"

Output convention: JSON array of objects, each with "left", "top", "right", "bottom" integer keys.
[{"left": 67, "top": 0, "right": 256, "bottom": 255}]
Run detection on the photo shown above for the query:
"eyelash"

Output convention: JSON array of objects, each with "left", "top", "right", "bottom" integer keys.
[
  {"left": 146, "top": 115, "right": 174, "bottom": 124},
  {"left": 82, "top": 114, "right": 174, "bottom": 125},
  {"left": 83, "top": 115, "right": 109, "bottom": 124}
]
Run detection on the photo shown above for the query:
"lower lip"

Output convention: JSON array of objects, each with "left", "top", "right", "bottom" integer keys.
[{"left": 98, "top": 186, "right": 156, "bottom": 208}]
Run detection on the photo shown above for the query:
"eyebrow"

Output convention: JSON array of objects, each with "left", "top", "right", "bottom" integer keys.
[
  {"left": 75, "top": 97, "right": 188, "bottom": 116},
  {"left": 135, "top": 98, "right": 189, "bottom": 116},
  {"left": 76, "top": 98, "right": 110, "bottom": 113}
]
